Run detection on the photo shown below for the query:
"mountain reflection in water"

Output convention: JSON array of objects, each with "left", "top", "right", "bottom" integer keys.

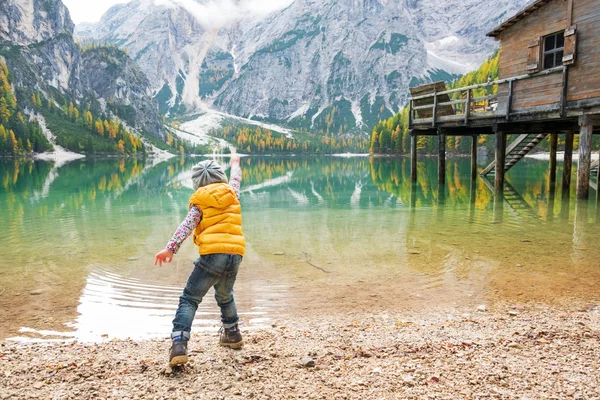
[{"left": 0, "top": 156, "right": 599, "bottom": 342}]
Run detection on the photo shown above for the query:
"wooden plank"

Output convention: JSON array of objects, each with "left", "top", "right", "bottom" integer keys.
[
  {"left": 413, "top": 117, "right": 433, "bottom": 125},
  {"left": 497, "top": 0, "right": 568, "bottom": 78},
  {"left": 438, "top": 99, "right": 468, "bottom": 107},
  {"left": 465, "top": 89, "right": 472, "bottom": 124},
  {"left": 469, "top": 112, "right": 498, "bottom": 119},
  {"left": 513, "top": 73, "right": 563, "bottom": 89},
  {"left": 505, "top": 134, "right": 530, "bottom": 154},
  {"left": 507, "top": 80, "right": 514, "bottom": 121},
  {"left": 489, "top": 0, "right": 562, "bottom": 39},
  {"left": 431, "top": 94, "right": 438, "bottom": 127},
  {"left": 566, "top": 3, "right": 600, "bottom": 102},
  {"left": 413, "top": 104, "right": 435, "bottom": 111},
  {"left": 497, "top": 119, "right": 578, "bottom": 133},
  {"left": 576, "top": 115, "right": 593, "bottom": 198},
  {"left": 567, "top": 0, "right": 574, "bottom": 25},
  {"left": 470, "top": 94, "right": 498, "bottom": 103},
  {"left": 561, "top": 66, "right": 568, "bottom": 117},
  {"left": 437, "top": 115, "right": 467, "bottom": 123},
  {"left": 409, "top": 81, "right": 454, "bottom": 119},
  {"left": 562, "top": 26, "right": 577, "bottom": 65},
  {"left": 527, "top": 37, "right": 541, "bottom": 72},
  {"left": 409, "top": 67, "right": 561, "bottom": 101}
]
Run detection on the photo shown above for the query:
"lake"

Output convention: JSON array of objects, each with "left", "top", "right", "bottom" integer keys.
[{"left": 1, "top": 155, "right": 599, "bottom": 342}]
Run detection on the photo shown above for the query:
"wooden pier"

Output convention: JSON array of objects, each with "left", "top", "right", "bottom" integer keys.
[{"left": 408, "top": 0, "right": 600, "bottom": 198}]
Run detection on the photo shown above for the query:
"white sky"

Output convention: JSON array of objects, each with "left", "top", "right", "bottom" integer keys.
[
  {"left": 62, "top": 0, "right": 128, "bottom": 24},
  {"left": 62, "top": 0, "right": 294, "bottom": 25}
]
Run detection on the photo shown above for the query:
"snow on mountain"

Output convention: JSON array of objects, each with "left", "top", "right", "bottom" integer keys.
[{"left": 78, "top": 0, "right": 527, "bottom": 133}]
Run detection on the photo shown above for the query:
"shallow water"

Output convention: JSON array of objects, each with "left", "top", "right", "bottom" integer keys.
[{"left": 0, "top": 156, "right": 599, "bottom": 342}]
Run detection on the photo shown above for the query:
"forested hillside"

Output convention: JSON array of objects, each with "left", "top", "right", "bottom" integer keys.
[
  {"left": 0, "top": 60, "right": 53, "bottom": 155},
  {"left": 369, "top": 52, "right": 500, "bottom": 155},
  {"left": 207, "top": 124, "right": 368, "bottom": 154}
]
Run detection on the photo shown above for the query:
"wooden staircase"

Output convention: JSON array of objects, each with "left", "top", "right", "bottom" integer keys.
[
  {"left": 480, "top": 176, "right": 535, "bottom": 216},
  {"left": 481, "top": 133, "right": 548, "bottom": 177}
]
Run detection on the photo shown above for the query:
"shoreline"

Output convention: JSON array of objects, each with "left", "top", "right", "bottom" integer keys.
[{"left": 1, "top": 303, "right": 599, "bottom": 399}]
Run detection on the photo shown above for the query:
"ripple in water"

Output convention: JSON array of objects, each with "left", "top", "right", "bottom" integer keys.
[{"left": 9, "top": 268, "right": 288, "bottom": 343}]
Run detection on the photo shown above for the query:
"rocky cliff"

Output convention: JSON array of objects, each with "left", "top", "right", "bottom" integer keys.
[
  {"left": 0, "top": 0, "right": 164, "bottom": 138},
  {"left": 81, "top": 0, "right": 528, "bottom": 133}
]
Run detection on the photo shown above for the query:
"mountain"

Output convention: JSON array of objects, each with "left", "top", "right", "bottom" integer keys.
[
  {"left": 81, "top": 0, "right": 526, "bottom": 134},
  {"left": 0, "top": 0, "right": 164, "bottom": 143}
]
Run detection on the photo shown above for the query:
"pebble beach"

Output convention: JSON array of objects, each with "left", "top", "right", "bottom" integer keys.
[{"left": 2, "top": 303, "right": 599, "bottom": 399}]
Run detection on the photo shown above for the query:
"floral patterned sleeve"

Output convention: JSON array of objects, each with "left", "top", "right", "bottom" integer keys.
[
  {"left": 166, "top": 206, "right": 203, "bottom": 254},
  {"left": 229, "top": 163, "right": 242, "bottom": 199}
]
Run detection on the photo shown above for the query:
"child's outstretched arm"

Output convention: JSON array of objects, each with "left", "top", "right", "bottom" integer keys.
[
  {"left": 154, "top": 206, "right": 203, "bottom": 266},
  {"left": 229, "top": 153, "right": 242, "bottom": 199}
]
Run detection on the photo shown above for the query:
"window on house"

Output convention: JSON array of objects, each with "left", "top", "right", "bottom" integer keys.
[{"left": 543, "top": 31, "right": 564, "bottom": 69}]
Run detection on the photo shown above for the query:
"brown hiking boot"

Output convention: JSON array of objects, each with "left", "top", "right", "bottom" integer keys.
[
  {"left": 169, "top": 332, "right": 189, "bottom": 367},
  {"left": 219, "top": 324, "right": 244, "bottom": 349}
]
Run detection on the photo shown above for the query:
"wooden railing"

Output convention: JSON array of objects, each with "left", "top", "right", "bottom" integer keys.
[{"left": 408, "top": 66, "right": 564, "bottom": 128}]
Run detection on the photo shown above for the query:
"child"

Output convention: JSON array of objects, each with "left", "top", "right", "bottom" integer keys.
[{"left": 154, "top": 154, "right": 245, "bottom": 367}]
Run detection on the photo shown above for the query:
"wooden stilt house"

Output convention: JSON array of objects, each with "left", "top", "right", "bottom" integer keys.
[{"left": 408, "top": 0, "right": 600, "bottom": 198}]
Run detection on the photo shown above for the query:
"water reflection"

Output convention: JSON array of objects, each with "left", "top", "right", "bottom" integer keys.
[{"left": 1, "top": 156, "right": 600, "bottom": 342}]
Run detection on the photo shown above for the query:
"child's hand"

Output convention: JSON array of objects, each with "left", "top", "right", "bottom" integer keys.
[{"left": 154, "top": 249, "right": 174, "bottom": 267}]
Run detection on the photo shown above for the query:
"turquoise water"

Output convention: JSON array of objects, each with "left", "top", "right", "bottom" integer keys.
[{"left": 0, "top": 156, "right": 599, "bottom": 342}]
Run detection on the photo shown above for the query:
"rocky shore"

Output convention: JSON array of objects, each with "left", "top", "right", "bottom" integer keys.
[{"left": 1, "top": 304, "right": 599, "bottom": 399}]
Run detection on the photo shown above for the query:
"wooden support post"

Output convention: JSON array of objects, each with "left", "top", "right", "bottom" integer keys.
[
  {"left": 506, "top": 81, "right": 514, "bottom": 122},
  {"left": 411, "top": 134, "right": 417, "bottom": 182},
  {"left": 560, "top": 66, "right": 569, "bottom": 117},
  {"left": 432, "top": 91, "right": 438, "bottom": 128},
  {"left": 438, "top": 129, "right": 446, "bottom": 184},
  {"left": 495, "top": 131, "right": 506, "bottom": 193},
  {"left": 471, "top": 135, "right": 478, "bottom": 180},
  {"left": 464, "top": 89, "right": 472, "bottom": 125},
  {"left": 576, "top": 115, "right": 593, "bottom": 199},
  {"left": 549, "top": 133, "right": 558, "bottom": 185},
  {"left": 562, "top": 131, "right": 574, "bottom": 197}
]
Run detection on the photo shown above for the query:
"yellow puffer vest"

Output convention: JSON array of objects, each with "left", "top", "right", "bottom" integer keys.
[{"left": 189, "top": 183, "right": 245, "bottom": 256}]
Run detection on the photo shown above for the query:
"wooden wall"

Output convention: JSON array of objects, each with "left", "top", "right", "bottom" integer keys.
[
  {"left": 497, "top": 0, "right": 568, "bottom": 78},
  {"left": 513, "top": 73, "right": 563, "bottom": 109},
  {"left": 568, "top": 0, "right": 600, "bottom": 102},
  {"left": 496, "top": 0, "right": 567, "bottom": 111},
  {"left": 496, "top": 0, "right": 600, "bottom": 110}
]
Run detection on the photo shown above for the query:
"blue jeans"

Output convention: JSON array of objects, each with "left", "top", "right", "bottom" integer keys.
[{"left": 172, "top": 254, "right": 242, "bottom": 338}]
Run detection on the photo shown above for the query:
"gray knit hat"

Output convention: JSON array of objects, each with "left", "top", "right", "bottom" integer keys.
[{"left": 191, "top": 160, "right": 228, "bottom": 190}]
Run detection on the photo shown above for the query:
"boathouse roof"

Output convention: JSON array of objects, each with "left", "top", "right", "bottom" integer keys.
[{"left": 487, "top": 0, "right": 555, "bottom": 38}]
